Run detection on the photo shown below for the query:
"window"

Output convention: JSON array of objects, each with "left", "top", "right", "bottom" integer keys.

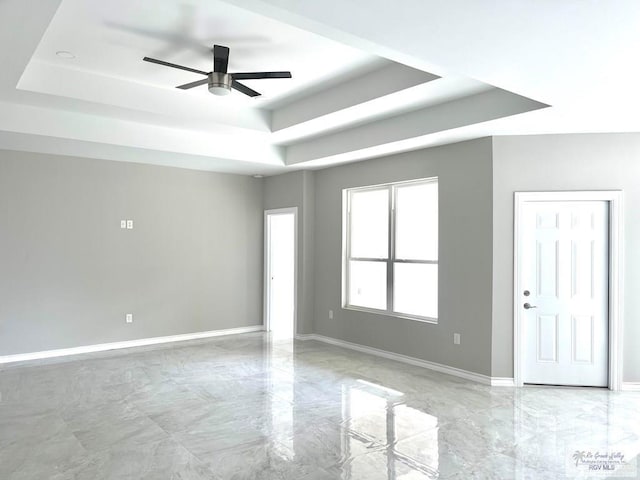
[{"left": 343, "top": 178, "right": 438, "bottom": 322}]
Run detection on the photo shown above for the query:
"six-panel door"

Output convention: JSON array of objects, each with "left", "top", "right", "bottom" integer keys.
[{"left": 521, "top": 201, "right": 609, "bottom": 387}]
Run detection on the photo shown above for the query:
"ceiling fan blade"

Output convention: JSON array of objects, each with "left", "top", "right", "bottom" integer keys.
[
  {"left": 213, "top": 45, "right": 230, "bottom": 73},
  {"left": 232, "top": 72, "right": 292, "bottom": 80},
  {"left": 143, "top": 57, "right": 209, "bottom": 76},
  {"left": 232, "top": 80, "right": 261, "bottom": 97},
  {"left": 176, "top": 78, "right": 209, "bottom": 90}
]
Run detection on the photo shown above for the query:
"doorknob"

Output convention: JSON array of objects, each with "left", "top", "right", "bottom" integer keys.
[{"left": 523, "top": 303, "right": 537, "bottom": 310}]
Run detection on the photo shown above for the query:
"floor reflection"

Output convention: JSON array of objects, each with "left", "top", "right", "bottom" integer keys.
[
  {"left": 341, "top": 381, "right": 438, "bottom": 479},
  {"left": 1, "top": 333, "right": 639, "bottom": 479},
  {"left": 262, "top": 335, "right": 640, "bottom": 479}
]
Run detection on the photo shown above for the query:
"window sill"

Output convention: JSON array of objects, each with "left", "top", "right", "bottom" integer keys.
[{"left": 342, "top": 305, "right": 438, "bottom": 324}]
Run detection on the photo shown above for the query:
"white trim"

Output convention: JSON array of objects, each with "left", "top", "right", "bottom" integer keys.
[
  {"left": 513, "top": 190, "right": 624, "bottom": 391},
  {"left": 295, "top": 333, "right": 511, "bottom": 386},
  {"left": 294, "top": 333, "right": 316, "bottom": 340},
  {"left": 0, "top": 325, "right": 264, "bottom": 365},
  {"left": 490, "top": 377, "right": 516, "bottom": 387},
  {"left": 264, "top": 207, "right": 298, "bottom": 338},
  {"left": 621, "top": 382, "right": 640, "bottom": 392},
  {"left": 342, "top": 304, "right": 438, "bottom": 324}
]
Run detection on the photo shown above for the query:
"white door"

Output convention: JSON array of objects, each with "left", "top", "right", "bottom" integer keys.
[
  {"left": 265, "top": 210, "right": 296, "bottom": 339},
  {"left": 520, "top": 201, "right": 609, "bottom": 387}
]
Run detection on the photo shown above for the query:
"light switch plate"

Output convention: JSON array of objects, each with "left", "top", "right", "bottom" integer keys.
[
  {"left": 126, "top": 313, "right": 133, "bottom": 323},
  {"left": 126, "top": 220, "right": 133, "bottom": 229},
  {"left": 120, "top": 220, "right": 127, "bottom": 229}
]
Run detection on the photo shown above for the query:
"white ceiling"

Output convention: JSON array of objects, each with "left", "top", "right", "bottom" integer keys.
[
  {"left": 29, "top": 0, "right": 380, "bottom": 106},
  {"left": 2, "top": 0, "right": 638, "bottom": 175}
]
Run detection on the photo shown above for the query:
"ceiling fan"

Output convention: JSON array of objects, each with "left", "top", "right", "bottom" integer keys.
[{"left": 143, "top": 44, "right": 291, "bottom": 97}]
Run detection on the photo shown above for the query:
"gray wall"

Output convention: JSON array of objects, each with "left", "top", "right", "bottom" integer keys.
[
  {"left": 312, "top": 139, "right": 494, "bottom": 376},
  {"left": 0, "top": 150, "right": 263, "bottom": 355},
  {"left": 492, "top": 134, "right": 640, "bottom": 382},
  {"left": 263, "top": 170, "right": 315, "bottom": 334},
  {"left": 9, "top": 133, "right": 635, "bottom": 381}
]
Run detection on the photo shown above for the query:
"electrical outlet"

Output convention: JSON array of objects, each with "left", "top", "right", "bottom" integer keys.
[
  {"left": 454, "top": 333, "right": 461, "bottom": 345},
  {"left": 120, "top": 220, "right": 127, "bottom": 229},
  {"left": 126, "top": 220, "right": 133, "bottom": 229},
  {"left": 126, "top": 313, "right": 133, "bottom": 324},
  {"left": 329, "top": 310, "right": 334, "bottom": 319}
]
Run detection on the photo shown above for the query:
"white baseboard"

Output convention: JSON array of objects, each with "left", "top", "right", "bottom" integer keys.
[
  {"left": 0, "top": 325, "right": 264, "bottom": 365},
  {"left": 295, "top": 333, "right": 512, "bottom": 387},
  {"left": 621, "top": 382, "right": 640, "bottom": 392},
  {"left": 490, "top": 377, "right": 516, "bottom": 387},
  {"left": 294, "top": 333, "right": 316, "bottom": 340}
]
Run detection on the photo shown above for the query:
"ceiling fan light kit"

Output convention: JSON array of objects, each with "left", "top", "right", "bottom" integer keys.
[
  {"left": 143, "top": 44, "right": 291, "bottom": 98},
  {"left": 209, "top": 72, "right": 232, "bottom": 96}
]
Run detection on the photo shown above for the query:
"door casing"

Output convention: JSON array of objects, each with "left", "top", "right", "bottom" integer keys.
[
  {"left": 264, "top": 207, "right": 298, "bottom": 337},
  {"left": 513, "top": 191, "right": 623, "bottom": 390}
]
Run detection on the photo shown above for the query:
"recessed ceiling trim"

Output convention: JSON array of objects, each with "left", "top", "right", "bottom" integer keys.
[
  {"left": 0, "top": 130, "right": 287, "bottom": 175},
  {"left": 0, "top": 100, "right": 284, "bottom": 166},
  {"left": 285, "top": 89, "right": 549, "bottom": 165},
  {"left": 272, "top": 76, "right": 491, "bottom": 145},
  {"left": 271, "top": 63, "right": 438, "bottom": 131}
]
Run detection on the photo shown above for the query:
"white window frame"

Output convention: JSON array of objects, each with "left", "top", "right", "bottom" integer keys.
[{"left": 342, "top": 177, "right": 438, "bottom": 323}]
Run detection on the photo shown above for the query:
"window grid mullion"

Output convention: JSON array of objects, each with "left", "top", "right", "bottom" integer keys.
[
  {"left": 387, "top": 185, "right": 395, "bottom": 314},
  {"left": 349, "top": 257, "right": 389, "bottom": 262},
  {"left": 392, "top": 259, "right": 438, "bottom": 264},
  {"left": 345, "top": 191, "right": 352, "bottom": 307}
]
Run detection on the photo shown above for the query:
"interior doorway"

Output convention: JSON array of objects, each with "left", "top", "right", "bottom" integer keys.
[{"left": 264, "top": 208, "right": 297, "bottom": 339}]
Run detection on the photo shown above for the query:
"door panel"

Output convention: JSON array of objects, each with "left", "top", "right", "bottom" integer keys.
[
  {"left": 571, "top": 240, "right": 594, "bottom": 298},
  {"left": 537, "top": 315, "right": 558, "bottom": 363},
  {"left": 522, "top": 201, "right": 608, "bottom": 387},
  {"left": 572, "top": 315, "right": 594, "bottom": 363},
  {"left": 536, "top": 240, "right": 559, "bottom": 297}
]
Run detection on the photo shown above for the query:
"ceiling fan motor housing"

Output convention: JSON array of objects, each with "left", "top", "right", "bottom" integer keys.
[{"left": 208, "top": 72, "right": 232, "bottom": 96}]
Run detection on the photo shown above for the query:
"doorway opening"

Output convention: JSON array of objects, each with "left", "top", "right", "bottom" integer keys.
[
  {"left": 264, "top": 208, "right": 297, "bottom": 339},
  {"left": 514, "top": 191, "right": 623, "bottom": 390}
]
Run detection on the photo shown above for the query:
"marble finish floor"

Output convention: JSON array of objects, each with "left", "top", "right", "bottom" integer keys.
[{"left": 1, "top": 332, "right": 639, "bottom": 479}]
